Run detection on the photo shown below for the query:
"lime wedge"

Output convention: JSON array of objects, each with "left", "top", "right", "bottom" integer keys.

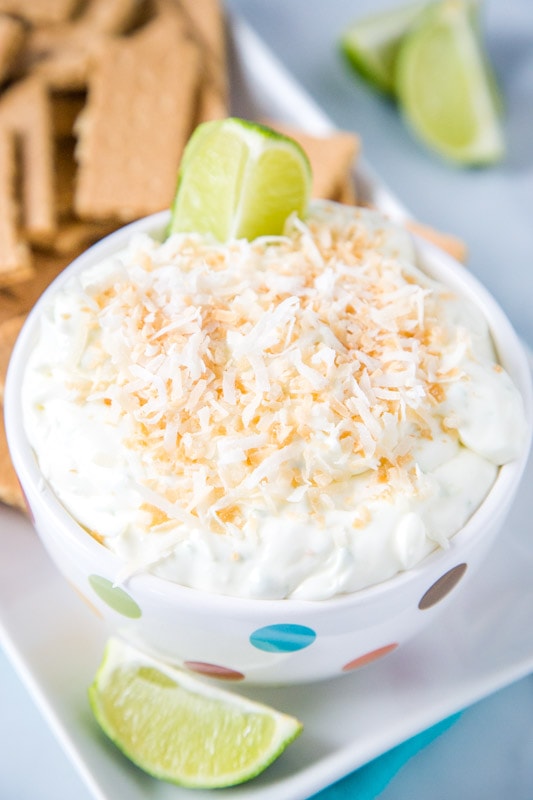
[
  {"left": 88, "top": 638, "right": 303, "bottom": 788},
  {"left": 395, "top": 0, "right": 505, "bottom": 164},
  {"left": 169, "top": 117, "right": 312, "bottom": 241},
  {"left": 340, "top": 1, "right": 428, "bottom": 94}
]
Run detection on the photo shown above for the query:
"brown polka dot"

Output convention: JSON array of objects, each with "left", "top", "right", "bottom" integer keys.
[
  {"left": 342, "top": 643, "right": 398, "bottom": 672},
  {"left": 418, "top": 563, "right": 468, "bottom": 610},
  {"left": 184, "top": 661, "right": 245, "bottom": 681}
]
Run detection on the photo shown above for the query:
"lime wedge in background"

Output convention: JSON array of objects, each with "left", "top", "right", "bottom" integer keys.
[
  {"left": 340, "top": 1, "right": 428, "bottom": 94},
  {"left": 395, "top": 0, "right": 505, "bottom": 165},
  {"left": 169, "top": 117, "right": 312, "bottom": 241},
  {"left": 89, "top": 638, "right": 303, "bottom": 788}
]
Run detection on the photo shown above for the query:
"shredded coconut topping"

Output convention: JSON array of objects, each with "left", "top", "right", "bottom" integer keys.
[
  {"left": 23, "top": 201, "right": 527, "bottom": 599},
  {"left": 64, "top": 203, "right": 467, "bottom": 533}
]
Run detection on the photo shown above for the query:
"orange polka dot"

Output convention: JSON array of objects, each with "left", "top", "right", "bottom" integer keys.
[{"left": 342, "top": 642, "right": 398, "bottom": 672}]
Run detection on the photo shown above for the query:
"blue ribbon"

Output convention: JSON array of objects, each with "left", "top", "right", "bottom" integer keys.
[{"left": 311, "top": 714, "right": 461, "bottom": 800}]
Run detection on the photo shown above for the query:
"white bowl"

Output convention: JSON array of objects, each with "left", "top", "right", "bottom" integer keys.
[{"left": 5, "top": 211, "right": 532, "bottom": 685}]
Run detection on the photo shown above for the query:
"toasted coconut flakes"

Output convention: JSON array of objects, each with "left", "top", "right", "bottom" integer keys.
[
  {"left": 248, "top": 353, "right": 270, "bottom": 394},
  {"left": 290, "top": 349, "right": 328, "bottom": 390},
  {"left": 68, "top": 203, "right": 478, "bottom": 539},
  {"left": 240, "top": 391, "right": 262, "bottom": 428},
  {"left": 243, "top": 443, "right": 300, "bottom": 490},
  {"left": 222, "top": 369, "right": 237, "bottom": 406}
]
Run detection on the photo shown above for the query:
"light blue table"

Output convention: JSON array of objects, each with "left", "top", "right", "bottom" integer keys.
[{"left": 2, "top": 1, "right": 533, "bottom": 798}]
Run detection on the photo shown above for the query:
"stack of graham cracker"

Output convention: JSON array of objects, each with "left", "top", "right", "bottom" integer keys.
[
  {"left": 0, "top": 0, "right": 229, "bottom": 292},
  {"left": 0, "top": 0, "right": 466, "bottom": 512}
]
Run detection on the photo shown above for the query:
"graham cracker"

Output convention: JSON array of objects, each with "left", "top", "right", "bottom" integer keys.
[
  {"left": 51, "top": 90, "right": 86, "bottom": 139},
  {"left": 54, "top": 135, "right": 77, "bottom": 218},
  {"left": 31, "top": 49, "right": 93, "bottom": 92},
  {"left": 75, "top": 9, "right": 201, "bottom": 221},
  {"left": 195, "top": 80, "right": 228, "bottom": 124},
  {"left": 80, "top": 0, "right": 150, "bottom": 36},
  {"left": 50, "top": 133, "right": 116, "bottom": 257},
  {"left": 0, "top": 249, "right": 72, "bottom": 326},
  {"left": 0, "top": 312, "right": 25, "bottom": 403},
  {"left": 0, "top": 313, "right": 25, "bottom": 512},
  {"left": 334, "top": 175, "right": 357, "bottom": 205},
  {"left": 0, "top": 76, "right": 56, "bottom": 245},
  {"left": 179, "top": 0, "right": 225, "bottom": 57},
  {"left": 13, "top": 0, "right": 148, "bottom": 91},
  {"left": 51, "top": 218, "right": 117, "bottom": 256},
  {"left": 266, "top": 121, "right": 361, "bottom": 202},
  {"left": 0, "top": 0, "right": 80, "bottom": 25},
  {"left": 16, "top": 24, "right": 99, "bottom": 91},
  {"left": 178, "top": 0, "right": 229, "bottom": 122},
  {"left": 0, "top": 403, "right": 25, "bottom": 510},
  {"left": 0, "top": 129, "right": 33, "bottom": 289},
  {"left": 0, "top": 13, "right": 26, "bottom": 84},
  {"left": 406, "top": 219, "right": 467, "bottom": 263}
]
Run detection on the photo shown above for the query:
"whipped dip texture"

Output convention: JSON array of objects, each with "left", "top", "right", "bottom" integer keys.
[{"left": 22, "top": 201, "right": 527, "bottom": 600}]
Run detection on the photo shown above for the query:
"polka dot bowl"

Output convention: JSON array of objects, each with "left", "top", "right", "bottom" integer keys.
[{"left": 5, "top": 212, "right": 532, "bottom": 685}]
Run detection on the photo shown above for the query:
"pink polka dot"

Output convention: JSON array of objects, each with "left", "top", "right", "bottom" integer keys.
[
  {"left": 342, "top": 643, "right": 398, "bottom": 672},
  {"left": 184, "top": 661, "right": 245, "bottom": 681}
]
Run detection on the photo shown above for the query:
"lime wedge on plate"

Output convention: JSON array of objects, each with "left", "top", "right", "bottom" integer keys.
[
  {"left": 395, "top": 0, "right": 505, "bottom": 164},
  {"left": 89, "top": 638, "right": 303, "bottom": 788},
  {"left": 340, "top": 1, "right": 427, "bottom": 94},
  {"left": 169, "top": 117, "right": 312, "bottom": 241}
]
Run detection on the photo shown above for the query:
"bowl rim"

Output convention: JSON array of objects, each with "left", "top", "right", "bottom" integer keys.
[{"left": 4, "top": 207, "right": 533, "bottom": 616}]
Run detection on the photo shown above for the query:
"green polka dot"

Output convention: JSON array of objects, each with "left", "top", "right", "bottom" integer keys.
[
  {"left": 250, "top": 624, "right": 316, "bottom": 653},
  {"left": 88, "top": 574, "right": 142, "bottom": 618}
]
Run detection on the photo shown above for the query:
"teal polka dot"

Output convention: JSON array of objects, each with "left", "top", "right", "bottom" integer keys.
[
  {"left": 88, "top": 574, "right": 142, "bottom": 619},
  {"left": 250, "top": 623, "right": 316, "bottom": 653}
]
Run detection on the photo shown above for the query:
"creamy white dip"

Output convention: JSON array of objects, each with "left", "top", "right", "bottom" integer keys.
[{"left": 22, "top": 201, "right": 527, "bottom": 600}]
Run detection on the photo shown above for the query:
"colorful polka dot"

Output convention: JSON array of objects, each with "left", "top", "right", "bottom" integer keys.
[
  {"left": 342, "top": 643, "right": 398, "bottom": 672},
  {"left": 250, "top": 623, "right": 316, "bottom": 653},
  {"left": 88, "top": 574, "right": 142, "bottom": 618},
  {"left": 184, "top": 661, "right": 245, "bottom": 681},
  {"left": 418, "top": 563, "right": 468, "bottom": 610}
]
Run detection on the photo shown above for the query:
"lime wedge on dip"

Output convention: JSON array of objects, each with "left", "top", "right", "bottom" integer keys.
[
  {"left": 169, "top": 117, "right": 312, "bottom": 241},
  {"left": 395, "top": 0, "right": 505, "bottom": 164},
  {"left": 89, "top": 637, "right": 303, "bottom": 788}
]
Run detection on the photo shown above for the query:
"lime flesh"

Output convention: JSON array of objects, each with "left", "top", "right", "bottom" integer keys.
[
  {"left": 89, "top": 638, "right": 303, "bottom": 788},
  {"left": 395, "top": 0, "right": 505, "bottom": 164},
  {"left": 169, "top": 117, "right": 312, "bottom": 241},
  {"left": 340, "top": 1, "right": 428, "bottom": 94}
]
